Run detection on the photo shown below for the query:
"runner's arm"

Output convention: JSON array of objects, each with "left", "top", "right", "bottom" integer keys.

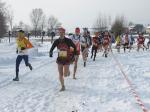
[
  {"left": 49, "top": 40, "right": 58, "bottom": 57},
  {"left": 69, "top": 39, "right": 77, "bottom": 55}
]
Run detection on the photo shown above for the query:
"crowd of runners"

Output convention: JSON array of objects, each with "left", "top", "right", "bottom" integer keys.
[{"left": 13, "top": 28, "right": 150, "bottom": 91}]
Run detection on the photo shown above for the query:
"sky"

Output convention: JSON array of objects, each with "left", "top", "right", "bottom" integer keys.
[{"left": 4, "top": 0, "right": 150, "bottom": 32}]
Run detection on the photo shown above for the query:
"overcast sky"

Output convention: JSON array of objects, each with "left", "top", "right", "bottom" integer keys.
[{"left": 5, "top": 0, "right": 150, "bottom": 32}]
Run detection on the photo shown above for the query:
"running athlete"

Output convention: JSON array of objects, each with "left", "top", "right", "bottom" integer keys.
[
  {"left": 49, "top": 28, "right": 77, "bottom": 91},
  {"left": 122, "top": 32, "right": 129, "bottom": 53},
  {"left": 91, "top": 32, "right": 99, "bottom": 61},
  {"left": 80, "top": 29, "right": 91, "bottom": 67},
  {"left": 115, "top": 34, "right": 121, "bottom": 53},
  {"left": 137, "top": 32, "right": 146, "bottom": 52},
  {"left": 13, "top": 30, "right": 33, "bottom": 81},
  {"left": 103, "top": 32, "right": 110, "bottom": 58},
  {"left": 69, "top": 27, "right": 81, "bottom": 79}
]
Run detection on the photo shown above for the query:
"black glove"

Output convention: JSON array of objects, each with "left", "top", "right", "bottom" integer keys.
[
  {"left": 49, "top": 52, "right": 53, "bottom": 57},
  {"left": 21, "top": 47, "right": 26, "bottom": 50},
  {"left": 16, "top": 49, "right": 18, "bottom": 54}
]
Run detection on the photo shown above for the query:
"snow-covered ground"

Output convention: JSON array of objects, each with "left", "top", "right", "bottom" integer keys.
[{"left": 0, "top": 38, "right": 150, "bottom": 112}]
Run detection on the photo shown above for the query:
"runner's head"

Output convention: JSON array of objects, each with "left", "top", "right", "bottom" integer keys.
[
  {"left": 83, "top": 28, "right": 89, "bottom": 36},
  {"left": 58, "top": 27, "right": 65, "bottom": 38},
  {"left": 138, "top": 32, "right": 143, "bottom": 37},
  {"left": 125, "top": 31, "right": 129, "bottom": 35},
  {"left": 17, "top": 30, "right": 25, "bottom": 38},
  {"left": 75, "top": 27, "right": 80, "bottom": 35},
  {"left": 104, "top": 31, "right": 109, "bottom": 37},
  {"left": 94, "top": 32, "right": 99, "bottom": 37}
]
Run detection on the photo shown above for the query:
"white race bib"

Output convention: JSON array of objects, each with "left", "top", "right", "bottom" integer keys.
[{"left": 59, "top": 51, "right": 67, "bottom": 58}]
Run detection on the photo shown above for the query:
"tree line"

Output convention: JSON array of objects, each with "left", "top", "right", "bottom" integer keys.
[{"left": 0, "top": 0, "right": 146, "bottom": 41}]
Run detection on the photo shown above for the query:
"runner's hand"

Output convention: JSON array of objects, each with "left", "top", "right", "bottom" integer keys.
[
  {"left": 16, "top": 49, "right": 18, "bottom": 54},
  {"left": 74, "top": 55, "right": 78, "bottom": 61},
  {"left": 49, "top": 52, "right": 53, "bottom": 57}
]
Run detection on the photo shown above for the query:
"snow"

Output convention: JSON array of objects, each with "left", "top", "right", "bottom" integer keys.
[{"left": 0, "top": 38, "right": 150, "bottom": 112}]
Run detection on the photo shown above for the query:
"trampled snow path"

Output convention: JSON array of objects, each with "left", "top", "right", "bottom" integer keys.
[{"left": 0, "top": 42, "right": 150, "bottom": 112}]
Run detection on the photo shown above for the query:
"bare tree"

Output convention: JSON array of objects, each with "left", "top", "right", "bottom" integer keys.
[
  {"left": 47, "top": 16, "right": 61, "bottom": 33},
  {"left": 111, "top": 15, "right": 127, "bottom": 37},
  {"left": 40, "top": 15, "right": 46, "bottom": 32},
  {"left": 18, "top": 21, "right": 24, "bottom": 29},
  {"left": 0, "top": 0, "right": 6, "bottom": 13},
  {"left": 24, "top": 24, "right": 31, "bottom": 33},
  {"left": 93, "top": 13, "right": 110, "bottom": 32},
  {"left": 129, "top": 21, "right": 134, "bottom": 26},
  {"left": 0, "top": 0, "right": 7, "bottom": 41},
  {"left": 30, "top": 8, "right": 44, "bottom": 37},
  {"left": 0, "top": 11, "right": 7, "bottom": 38},
  {"left": 6, "top": 7, "right": 14, "bottom": 32}
]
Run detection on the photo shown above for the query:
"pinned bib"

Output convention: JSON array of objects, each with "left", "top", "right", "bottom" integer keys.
[{"left": 59, "top": 51, "right": 67, "bottom": 58}]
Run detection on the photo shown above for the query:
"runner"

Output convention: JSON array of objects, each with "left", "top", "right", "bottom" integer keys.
[
  {"left": 69, "top": 27, "right": 81, "bottom": 79},
  {"left": 137, "top": 32, "right": 146, "bottom": 52},
  {"left": 129, "top": 34, "right": 135, "bottom": 52},
  {"left": 122, "top": 32, "right": 129, "bottom": 53},
  {"left": 108, "top": 32, "right": 115, "bottom": 52},
  {"left": 13, "top": 30, "right": 33, "bottom": 81},
  {"left": 91, "top": 32, "right": 99, "bottom": 61},
  {"left": 115, "top": 33, "right": 121, "bottom": 53},
  {"left": 147, "top": 34, "right": 150, "bottom": 49},
  {"left": 103, "top": 31, "right": 110, "bottom": 58},
  {"left": 98, "top": 32, "right": 104, "bottom": 52},
  {"left": 49, "top": 27, "right": 77, "bottom": 91},
  {"left": 80, "top": 29, "right": 91, "bottom": 67}
]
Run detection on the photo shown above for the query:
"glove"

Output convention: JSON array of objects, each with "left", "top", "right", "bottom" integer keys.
[{"left": 49, "top": 52, "right": 53, "bottom": 57}]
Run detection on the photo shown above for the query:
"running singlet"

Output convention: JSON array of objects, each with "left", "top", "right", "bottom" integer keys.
[
  {"left": 103, "top": 37, "right": 110, "bottom": 45},
  {"left": 58, "top": 43, "right": 69, "bottom": 58},
  {"left": 138, "top": 37, "right": 145, "bottom": 44},
  {"left": 70, "top": 35, "right": 80, "bottom": 55},
  {"left": 92, "top": 37, "right": 99, "bottom": 47},
  {"left": 125, "top": 36, "right": 129, "bottom": 43},
  {"left": 50, "top": 37, "right": 77, "bottom": 65}
]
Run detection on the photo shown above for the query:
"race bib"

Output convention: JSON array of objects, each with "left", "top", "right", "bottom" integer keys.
[{"left": 59, "top": 51, "right": 67, "bottom": 58}]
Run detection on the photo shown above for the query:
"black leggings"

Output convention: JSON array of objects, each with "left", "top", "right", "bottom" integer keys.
[{"left": 91, "top": 46, "right": 98, "bottom": 60}]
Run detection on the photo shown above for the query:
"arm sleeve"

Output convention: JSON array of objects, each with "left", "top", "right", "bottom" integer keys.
[{"left": 50, "top": 40, "right": 58, "bottom": 54}]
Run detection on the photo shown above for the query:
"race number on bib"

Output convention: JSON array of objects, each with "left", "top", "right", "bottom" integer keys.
[{"left": 59, "top": 51, "right": 67, "bottom": 58}]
